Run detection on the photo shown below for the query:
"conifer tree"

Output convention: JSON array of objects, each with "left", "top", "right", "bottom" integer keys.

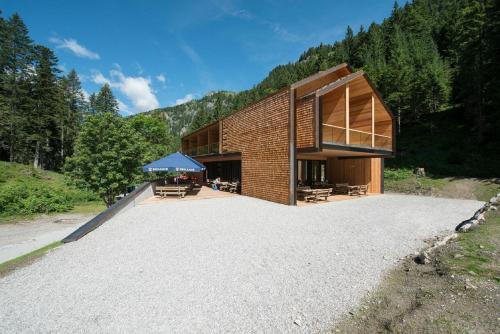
[
  {"left": 0, "top": 13, "right": 33, "bottom": 162},
  {"left": 30, "top": 45, "right": 61, "bottom": 169},
  {"left": 59, "top": 69, "right": 85, "bottom": 163},
  {"left": 94, "top": 83, "right": 118, "bottom": 114}
]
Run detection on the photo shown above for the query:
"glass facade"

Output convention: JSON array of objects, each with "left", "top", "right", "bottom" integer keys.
[{"left": 297, "top": 160, "right": 326, "bottom": 186}]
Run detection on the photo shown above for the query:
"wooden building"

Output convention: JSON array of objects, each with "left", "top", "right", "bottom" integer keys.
[{"left": 181, "top": 64, "right": 395, "bottom": 205}]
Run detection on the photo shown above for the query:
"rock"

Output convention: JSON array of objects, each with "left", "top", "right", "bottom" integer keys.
[
  {"left": 468, "top": 270, "right": 477, "bottom": 276},
  {"left": 293, "top": 319, "right": 301, "bottom": 327},
  {"left": 454, "top": 253, "right": 464, "bottom": 259},
  {"left": 465, "top": 282, "right": 478, "bottom": 290},
  {"left": 414, "top": 252, "right": 430, "bottom": 265},
  {"left": 489, "top": 196, "right": 498, "bottom": 204},
  {"left": 479, "top": 245, "right": 484, "bottom": 249},
  {"left": 489, "top": 205, "right": 497, "bottom": 211},
  {"left": 415, "top": 167, "right": 426, "bottom": 177},
  {"left": 456, "top": 219, "right": 473, "bottom": 232}
]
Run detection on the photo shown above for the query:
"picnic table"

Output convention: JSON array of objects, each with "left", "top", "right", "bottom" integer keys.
[
  {"left": 298, "top": 187, "right": 333, "bottom": 202},
  {"left": 155, "top": 183, "right": 193, "bottom": 198}
]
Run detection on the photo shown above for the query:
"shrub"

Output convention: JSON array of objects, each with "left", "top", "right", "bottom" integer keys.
[
  {"left": 384, "top": 168, "right": 414, "bottom": 181},
  {"left": 0, "top": 183, "right": 73, "bottom": 216}
]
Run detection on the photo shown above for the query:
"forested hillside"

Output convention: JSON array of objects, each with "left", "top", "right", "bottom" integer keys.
[{"left": 150, "top": 0, "right": 499, "bottom": 176}]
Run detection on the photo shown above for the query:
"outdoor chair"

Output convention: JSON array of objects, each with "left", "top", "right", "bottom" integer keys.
[
  {"left": 229, "top": 182, "right": 240, "bottom": 193},
  {"left": 219, "top": 182, "right": 230, "bottom": 191}
]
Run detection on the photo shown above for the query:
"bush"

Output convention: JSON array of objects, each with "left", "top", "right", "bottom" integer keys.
[
  {"left": 0, "top": 183, "right": 73, "bottom": 216},
  {"left": 0, "top": 162, "right": 103, "bottom": 220},
  {"left": 384, "top": 168, "right": 414, "bottom": 181}
]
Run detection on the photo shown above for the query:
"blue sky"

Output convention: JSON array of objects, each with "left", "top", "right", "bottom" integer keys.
[{"left": 3, "top": 0, "right": 395, "bottom": 115}]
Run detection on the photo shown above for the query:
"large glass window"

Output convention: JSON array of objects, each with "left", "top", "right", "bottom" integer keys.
[{"left": 297, "top": 160, "right": 326, "bottom": 186}]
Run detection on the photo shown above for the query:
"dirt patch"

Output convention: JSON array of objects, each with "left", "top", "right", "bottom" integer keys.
[
  {"left": 332, "top": 211, "right": 500, "bottom": 333},
  {"left": 386, "top": 176, "right": 500, "bottom": 201}
]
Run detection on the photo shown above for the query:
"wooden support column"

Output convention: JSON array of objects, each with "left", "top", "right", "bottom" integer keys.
[
  {"left": 345, "top": 84, "right": 350, "bottom": 144},
  {"left": 371, "top": 94, "right": 375, "bottom": 148},
  {"left": 207, "top": 127, "right": 211, "bottom": 152},
  {"left": 197, "top": 134, "right": 201, "bottom": 155},
  {"left": 219, "top": 120, "right": 223, "bottom": 153}
]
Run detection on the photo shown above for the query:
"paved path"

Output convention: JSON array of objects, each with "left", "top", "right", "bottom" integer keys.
[
  {"left": 0, "top": 195, "right": 482, "bottom": 333},
  {"left": 0, "top": 214, "right": 93, "bottom": 263}
]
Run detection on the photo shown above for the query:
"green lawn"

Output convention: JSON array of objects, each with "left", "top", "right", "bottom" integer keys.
[{"left": 0, "top": 161, "right": 103, "bottom": 223}]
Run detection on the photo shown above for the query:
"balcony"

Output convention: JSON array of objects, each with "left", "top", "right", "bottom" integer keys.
[
  {"left": 322, "top": 124, "right": 392, "bottom": 151},
  {"left": 182, "top": 122, "right": 220, "bottom": 157}
]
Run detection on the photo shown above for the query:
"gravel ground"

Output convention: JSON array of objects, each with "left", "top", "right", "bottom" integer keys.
[
  {"left": 0, "top": 194, "right": 482, "bottom": 333},
  {"left": 0, "top": 213, "right": 93, "bottom": 264}
]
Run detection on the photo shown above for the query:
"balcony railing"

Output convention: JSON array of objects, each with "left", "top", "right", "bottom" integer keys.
[
  {"left": 322, "top": 124, "right": 346, "bottom": 144},
  {"left": 184, "top": 142, "right": 220, "bottom": 156},
  {"left": 374, "top": 134, "right": 392, "bottom": 150},
  {"left": 209, "top": 142, "right": 219, "bottom": 154},
  {"left": 322, "top": 124, "right": 392, "bottom": 151}
]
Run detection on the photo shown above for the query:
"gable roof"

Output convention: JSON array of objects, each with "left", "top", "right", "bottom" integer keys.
[{"left": 290, "top": 63, "right": 352, "bottom": 89}]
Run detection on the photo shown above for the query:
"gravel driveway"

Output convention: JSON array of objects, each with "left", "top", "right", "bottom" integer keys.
[{"left": 0, "top": 194, "right": 482, "bottom": 333}]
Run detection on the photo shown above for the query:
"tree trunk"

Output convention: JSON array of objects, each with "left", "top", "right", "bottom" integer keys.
[
  {"left": 33, "top": 142, "right": 40, "bottom": 169},
  {"left": 61, "top": 128, "right": 65, "bottom": 164}
]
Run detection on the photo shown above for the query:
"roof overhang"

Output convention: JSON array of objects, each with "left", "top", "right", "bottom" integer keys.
[{"left": 290, "top": 63, "right": 352, "bottom": 89}]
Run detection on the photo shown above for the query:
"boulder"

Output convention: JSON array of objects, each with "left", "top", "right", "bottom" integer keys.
[
  {"left": 415, "top": 167, "right": 426, "bottom": 177},
  {"left": 455, "top": 219, "right": 476, "bottom": 232}
]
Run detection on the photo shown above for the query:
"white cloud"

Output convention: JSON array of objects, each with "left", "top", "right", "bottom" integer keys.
[
  {"left": 117, "top": 99, "right": 131, "bottom": 115},
  {"left": 175, "top": 93, "right": 194, "bottom": 106},
  {"left": 156, "top": 74, "right": 166, "bottom": 83},
  {"left": 179, "top": 42, "right": 202, "bottom": 65},
  {"left": 49, "top": 37, "right": 100, "bottom": 59},
  {"left": 91, "top": 68, "right": 160, "bottom": 112},
  {"left": 91, "top": 71, "right": 110, "bottom": 85}
]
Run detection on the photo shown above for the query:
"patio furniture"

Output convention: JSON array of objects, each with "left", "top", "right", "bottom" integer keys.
[
  {"left": 334, "top": 183, "right": 349, "bottom": 195},
  {"left": 142, "top": 152, "right": 206, "bottom": 199},
  {"left": 219, "top": 182, "right": 230, "bottom": 191},
  {"left": 313, "top": 188, "right": 332, "bottom": 201},
  {"left": 358, "top": 184, "right": 368, "bottom": 195},
  {"left": 229, "top": 181, "right": 240, "bottom": 193},
  {"left": 298, "top": 187, "right": 332, "bottom": 202},
  {"left": 155, "top": 185, "right": 189, "bottom": 198},
  {"left": 347, "top": 185, "right": 360, "bottom": 196}
]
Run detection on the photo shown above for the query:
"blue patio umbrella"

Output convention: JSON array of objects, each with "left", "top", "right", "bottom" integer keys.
[
  {"left": 142, "top": 152, "right": 206, "bottom": 173},
  {"left": 142, "top": 152, "right": 206, "bottom": 196}
]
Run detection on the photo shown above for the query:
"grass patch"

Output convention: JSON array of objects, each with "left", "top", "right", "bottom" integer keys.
[
  {"left": 332, "top": 211, "right": 500, "bottom": 333},
  {"left": 0, "top": 161, "right": 101, "bottom": 223},
  {"left": 0, "top": 241, "right": 63, "bottom": 277},
  {"left": 442, "top": 212, "right": 500, "bottom": 282},
  {"left": 69, "top": 201, "right": 106, "bottom": 215},
  {"left": 384, "top": 167, "right": 500, "bottom": 200}
]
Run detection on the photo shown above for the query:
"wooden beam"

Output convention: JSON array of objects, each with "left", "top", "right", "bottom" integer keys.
[
  {"left": 207, "top": 126, "right": 211, "bottom": 149},
  {"left": 371, "top": 94, "right": 375, "bottom": 148},
  {"left": 345, "top": 84, "right": 350, "bottom": 145},
  {"left": 219, "top": 120, "right": 223, "bottom": 153}
]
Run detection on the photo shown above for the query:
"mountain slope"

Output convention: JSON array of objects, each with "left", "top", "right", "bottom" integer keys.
[{"left": 143, "top": 0, "right": 500, "bottom": 177}]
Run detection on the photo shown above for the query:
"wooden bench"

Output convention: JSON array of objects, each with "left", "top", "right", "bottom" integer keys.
[
  {"left": 314, "top": 188, "right": 332, "bottom": 201},
  {"left": 155, "top": 185, "right": 190, "bottom": 198},
  {"left": 334, "top": 183, "right": 349, "bottom": 195},
  {"left": 299, "top": 188, "right": 332, "bottom": 202}
]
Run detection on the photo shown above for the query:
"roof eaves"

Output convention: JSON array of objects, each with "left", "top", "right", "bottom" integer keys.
[
  {"left": 315, "top": 71, "right": 365, "bottom": 97},
  {"left": 290, "top": 63, "right": 351, "bottom": 89}
]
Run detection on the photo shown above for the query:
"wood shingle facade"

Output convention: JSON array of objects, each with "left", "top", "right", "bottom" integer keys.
[{"left": 181, "top": 64, "right": 395, "bottom": 205}]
